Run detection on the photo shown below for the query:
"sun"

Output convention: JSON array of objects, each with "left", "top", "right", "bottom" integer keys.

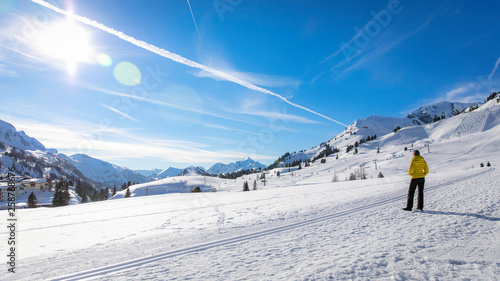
[{"left": 35, "top": 19, "right": 93, "bottom": 74}]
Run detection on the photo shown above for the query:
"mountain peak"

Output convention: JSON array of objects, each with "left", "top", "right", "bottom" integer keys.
[
  {"left": 407, "top": 101, "right": 477, "bottom": 125},
  {"left": 207, "top": 158, "right": 266, "bottom": 175},
  {"left": 180, "top": 166, "right": 208, "bottom": 176},
  {"left": 69, "top": 154, "right": 149, "bottom": 186},
  {"left": 0, "top": 120, "right": 46, "bottom": 151}
]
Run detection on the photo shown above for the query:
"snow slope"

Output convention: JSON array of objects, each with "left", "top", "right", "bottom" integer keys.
[
  {"left": 406, "top": 101, "right": 476, "bottom": 124},
  {"left": 4, "top": 186, "right": 84, "bottom": 208},
  {"left": 0, "top": 119, "right": 46, "bottom": 151},
  {"left": 2, "top": 100, "right": 499, "bottom": 280},
  {"left": 70, "top": 154, "right": 150, "bottom": 187},
  {"left": 154, "top": 167, "right": 184, "bottom": 178},
  {"left": 278, "top": 101, "right": 478, "bottom": 166},
  {"left": 0, "top": 118, "right": 154, "bottom": 190}
]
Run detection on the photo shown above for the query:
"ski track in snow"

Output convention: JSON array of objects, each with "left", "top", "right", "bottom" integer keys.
[{"left": 29, "top": 168, "right": 496, "bottom": 281}]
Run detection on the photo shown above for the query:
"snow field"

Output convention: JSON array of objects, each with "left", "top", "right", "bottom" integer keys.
[
  {"left": 3, "top": 166, "right": 498, "bottom": 280},
  {"left": 105, "top": 169, "right": 499, "bottom": 281}
]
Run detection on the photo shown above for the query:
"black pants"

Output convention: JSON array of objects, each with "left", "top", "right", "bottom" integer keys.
[{"left": 406, "top": 178, "right": 425, "bottom": 210}]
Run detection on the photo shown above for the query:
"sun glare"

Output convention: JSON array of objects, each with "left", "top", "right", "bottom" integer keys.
[{"left": 35, "top": 19, "right": 93, "bottom": 74}]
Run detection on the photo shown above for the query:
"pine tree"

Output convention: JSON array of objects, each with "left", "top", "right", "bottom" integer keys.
[
  {"left": 125, "top": 188, "right": 131, "bottom": 198},
  {"left": 99, "top": 189, "right": 107, "bottom": 200},
  {"left": 253, "top": 180, "right": 257, "bottom": 190},
  {"left": 75, "top": 180, "right": 87, "bottom": 203},
  {"left": 75, "top": 180, "right": 82, "bottom": 196},
  {"left": 52, "top": 190, "right": 62, "bottom": 207},
  {"left": 28, "top": 192, "right": 37, "bottom": 208},
  {"left": 63, "top": 185, "right": 70, "bottom": 206},
  {"left": 112, "top": 186, "right": 117, "bottom": 196},
  {"left": 52, "top": 178, "right": 70, "bottom": 207},
  {"left": 243, "top": 181, "right": 250, "bottom": 191}
]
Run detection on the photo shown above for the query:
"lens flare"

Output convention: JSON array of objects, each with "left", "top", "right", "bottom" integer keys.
[
  {"left": 96, "top": 53, "right": 113, "bottom": 67},
  {"left": 113, "top": 61, "right": 142, "bottom": 86}
]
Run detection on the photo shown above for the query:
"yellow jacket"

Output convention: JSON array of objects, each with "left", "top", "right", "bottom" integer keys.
[{"left": 408, "top": 155, "right": 429, "bottom": 179}]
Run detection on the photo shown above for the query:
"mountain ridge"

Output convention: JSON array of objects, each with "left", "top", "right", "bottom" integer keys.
[
  {"left": 207, "top": 157, "right": 267, "bottom": 175},
  {"left": 70, "top": 154, "right": 150, "bottom": 187},
  {"left": 270, "top": 101, "right": 480, "bottom": 167}
]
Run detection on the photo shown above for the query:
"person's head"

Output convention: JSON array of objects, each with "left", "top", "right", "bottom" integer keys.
[{"left": 413, "top": 150, "right": 420, "bottom": 156}]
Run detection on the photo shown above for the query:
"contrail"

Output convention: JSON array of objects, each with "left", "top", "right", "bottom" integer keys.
[
  {"left": 487, "top": 56, "right": 500, "bottom": 81},
  {"left": 186, "top": 0, "right": 202, "bottom": 43},
  {"left": 31, "top": 0, "right": 347, "bottom": 127},
  {"left": 99, "top": 103, "right": 139, "bottom": 122}
]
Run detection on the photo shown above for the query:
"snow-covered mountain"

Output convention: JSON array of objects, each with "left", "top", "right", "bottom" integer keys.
[
  {"left": 274, "top": 101, "right": 479, "bottom": 166},
  {"left": 155, "top": 167, "right": 185, "bottom": 178},
  {"left": 135, "top": 168, "right": 163, "bottom": 177},
  {"left": 0, "top": 119, "right": 99, "bottom": 187},
  {"left": 348, "top": 101, "right": 476, "bottom": 137},
  {"left": 207, "top": 157, "right": 267, "bottom": 175},
  {"left": 135, "top": 167, "right": 200, "bottom": 179},
  {"left": 136, "top": 160, "right": 267, "bottom": 179},
  {"left": 70, "top": 154, "right": 150, "bottom": 187},
  {"left": 0, "top": 119, "right": 46, "bottom": 151},
  {"left": 406, "top": 101, "right": 476, "bottom": 124},
  {"left": 179, "top": 166, "right": 209, "bottom": 176},
  {"left": 0, "top": 118, "right": 152, "bottom": 190}
]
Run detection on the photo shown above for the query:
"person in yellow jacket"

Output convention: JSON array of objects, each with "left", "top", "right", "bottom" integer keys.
[{"left": 403, "top": 150, "right": 429, "bottom": 211}]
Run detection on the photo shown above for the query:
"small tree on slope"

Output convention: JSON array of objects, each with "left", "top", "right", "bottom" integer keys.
[
  {"left": 28, "top": 192, "right": 37, "bottom": 208},
  {"left": 125, "top": 188, "right": 131, "bottom": 198}
]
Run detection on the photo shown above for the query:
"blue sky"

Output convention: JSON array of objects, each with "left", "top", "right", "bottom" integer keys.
[{"left": 0, "top": 0, "right": 499, "bottom": 170}]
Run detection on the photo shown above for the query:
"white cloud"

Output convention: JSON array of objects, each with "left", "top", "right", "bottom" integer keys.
[
  {"left": 2, "top": 116, "right": 274, "bottom": 165},
  {"left": 434, "top": 83, "right": 485, "bottom": 104},
  {"left": 83, "top": 84, "right": 316, "bottom": 130},
  {"left": 239, "top": 111, "right": 320, "bottom": 125},
  {"left": 196, "top": 122, "right": 261, "bottom": 135},
  {"left": 0, "top": 64, "right": 18, "bottom": 77},
  {"left": 444, "top": 85, "right": 471, "bottom": 100}
]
